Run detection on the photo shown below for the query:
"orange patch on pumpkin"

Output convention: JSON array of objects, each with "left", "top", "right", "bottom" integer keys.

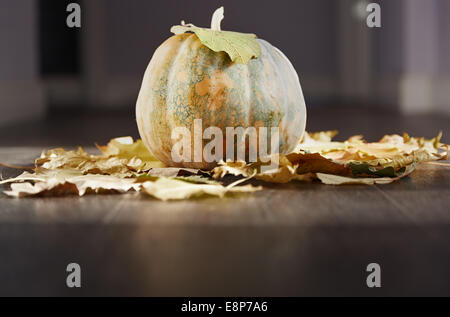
[{"left": 195, "top": 71, "right": 235, "bottom": 111}]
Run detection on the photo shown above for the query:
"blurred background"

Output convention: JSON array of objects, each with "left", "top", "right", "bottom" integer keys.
[{"left": 0, "top": 0, "right": 449, "bottom": 146}]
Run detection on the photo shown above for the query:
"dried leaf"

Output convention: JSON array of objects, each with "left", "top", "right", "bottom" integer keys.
[
  {"left": 0, "top": 168, "right": 82, "bottom": 185},
  {"left": 5, "top": 181, "right": 79, "bottom": 197},
  {"left": 96, "top": 136, "right": 165, "bottom": 169},
  {"left": 255, "top": 164, "right": 297, "bottom": 183},
  {"left": 3, "top": 172, "right": 140, "bottom": 197},
  {"left": 212, "top": 160, "right": 255, "bottom": 179},
  {"left": 2, "top": 156, "right": 258, "bottom": 200},
  {"left": 286, "top": 152, "right": 350, "bottom": 176},
  {"left": 307, "top": 130, "right": 339, "bottom": 142},
  {"left": 36, "top": 137, "right": 165, "bottom": 177},
  {"left": 211, "top": 131, "right": 448, "bottom": 185},
  {"left": 212, "top": 152, "right": 350, "bottom": 184},
  {"left": 297, "top": 131, "right": 448, "bottom": 170},
  {"left": 349, "top": 163, "right": 402, "bottom": 178},
  {"left": 316, "top": 173, "right": 395, "bottom": 185},
  {"left": 317, "top": 164, "right": 415, "bottom": 185},
  {"left": 173, "top": 175, "right": 221, "bottom": 185},
  {"left": 141, "top": 177, "right": 261, "bottom": 201},
  {"left": 2, "top": 131, "right": 448, "bottom": 198},
  {"left": 142, "top": 167, "right": 199, "bottom": 178}
]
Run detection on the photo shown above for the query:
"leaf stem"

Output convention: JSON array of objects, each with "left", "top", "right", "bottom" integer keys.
[{"left": 210, "top": 7, "right": 224, "bottom": 31}]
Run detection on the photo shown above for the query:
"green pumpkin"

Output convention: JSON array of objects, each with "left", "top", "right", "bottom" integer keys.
[{"left": 136, "top": 8, "right": 307, "bottom": 169}]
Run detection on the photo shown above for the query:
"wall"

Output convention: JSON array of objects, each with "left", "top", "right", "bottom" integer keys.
[
  {"left": 0, "top": 0, "right": 449, "bottom": 129},
  {"left": 373, "top": 0, "right": 450, "bottom": 114},
  {"left": 0, "top": 0, "right": 44, "bottom": 126},
  {"left": 82, "top": 0, "right": 339, "bottom": 107}
]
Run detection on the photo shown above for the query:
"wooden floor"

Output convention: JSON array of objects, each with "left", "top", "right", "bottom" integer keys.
[{"left": 0, "top": 106, "right": 449, "bottom": 296}]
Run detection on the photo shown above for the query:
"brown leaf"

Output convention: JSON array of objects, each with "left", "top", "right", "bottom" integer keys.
[
  {"left": 286, "top": 152, "right": 350, "bottom": 176},
  {"left": 213, "top": 152, "right": 350, "bottom": 184}
]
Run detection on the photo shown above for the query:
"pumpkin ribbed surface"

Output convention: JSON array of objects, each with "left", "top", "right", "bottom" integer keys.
[{"left": 136, "top": 33, "right": 307, "bottom": 169}]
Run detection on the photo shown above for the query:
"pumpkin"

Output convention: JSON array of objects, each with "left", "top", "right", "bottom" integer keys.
[{"left": 136, "top": 7, "right": 307, "bottom": 169}]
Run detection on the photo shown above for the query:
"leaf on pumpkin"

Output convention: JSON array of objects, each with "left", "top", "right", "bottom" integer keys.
[
  {"left": 170, "top": 7, "right": 261, "bottom": 64},
  {"left": 141, "top": 177, "right": 261, "bottom": 201}
]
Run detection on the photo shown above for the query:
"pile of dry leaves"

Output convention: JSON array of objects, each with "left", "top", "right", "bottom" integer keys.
[{"left": 0, "top": 132, "right": 448, "bottom": 200}]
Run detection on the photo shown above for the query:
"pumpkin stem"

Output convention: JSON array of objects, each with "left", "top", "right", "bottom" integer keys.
[{"left": 210, "top": 7, "right": 224, "bottom": 31}]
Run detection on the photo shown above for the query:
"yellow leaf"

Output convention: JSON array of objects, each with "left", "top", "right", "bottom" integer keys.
[
  {"left": 141, "top": 177, "right": 261, "bottom": 201},
  {"left": 297, "top": 131, "right": 448, "bottom": 170},
  {"left": 34, "top": 137, "right": 166, "bottom": 177},
  {"left": 316, "top": 173, "right": 395, "bottom": 185},
  {"left": 170, "top": 7, "right": 261, "bottom": 64},
  {"left": 96, "top": 136, "right": 165, "bottom": 168},
  {"left": 212, "top": 160, "right": 255, "bottom": 179},
  {"left": 3, "top": 171, "right": 140, "bottom": 197}
]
